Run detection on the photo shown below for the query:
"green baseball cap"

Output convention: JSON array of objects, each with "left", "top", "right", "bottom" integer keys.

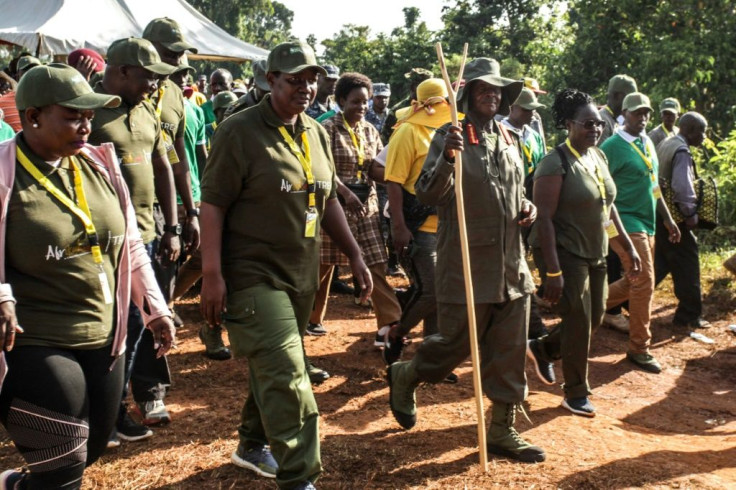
[
  {"left": 660, "top": 97, "right": 681, "bottom": 114},
  {"left": 106, "top": 38, "right": 176, "bottom": 75},
  {"left": 213, "top": 91, "right": 237, "bottom": 111},
  {"left": 622, "top": 92, "right": 652, "bottom": 113},
  {"left": 267, "top": 41, "right": 326, "bottom": 75},
  {"left": 513, "top": 87, "right": 545, "bottom": 110},
  {"left": 17, "top": 55, "right": 42, "bottom": 73},
  {"left": 142, "top": 17, "right": 198, "bottom": 54},
  {"left": 608, "top": 74, "right": 637, "bottom": 95},
  {"left": 252, "top": 59, "right": 270, "bottom": 92},
  {"left": 16, "top": 63, "right": 120, "bottom": 111}
]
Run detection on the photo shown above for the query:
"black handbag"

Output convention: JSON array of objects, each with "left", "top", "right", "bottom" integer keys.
[
  {"left": 662, "top": 174, "right": 718, "bottom": 230},
  {"left": 338, "top": 182, "right": 372, "bottom": 205},
  {"left": 401, "top": 187, "right": 435, "bottom": 234}
]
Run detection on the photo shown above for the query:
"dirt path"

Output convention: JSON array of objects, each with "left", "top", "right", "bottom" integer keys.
[{"left": 1, "top": 278, "right": 735, "bottom": 489}]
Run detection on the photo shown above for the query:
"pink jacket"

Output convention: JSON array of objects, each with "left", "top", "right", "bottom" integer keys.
[{"left": 0, "top": 138, "right": 170, "bottom": 384}]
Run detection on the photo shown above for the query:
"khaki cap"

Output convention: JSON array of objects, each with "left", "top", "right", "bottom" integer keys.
[
  {"left": 608, "top": 74, "right": 637, "bottom": 95},
  {"left": 457, "top": 58, "right": 523, "bottom": 116},
  {"left": 107, "top": 38, "right": 176, "bottom": 75},
  {"left": 16, "top": 63, "right": 120, "bottom": 111},
  {"left": 513, "top": 87, "right": 545, "bottom": 110},
  {"left": 17, "top": 56, "right": 42, "bottom": 72},
  {"left": 142, "top": 17, "right": 198, "bottom": 54},
  {"left": 622, "top": 92, "right": 652, "bottom": 113},
  {"left": 252, "top": 59, "right": 270, "bottom": 92},
  {"left": 213, "top": 91, "right": 237, "bottom": 111},
  {"left": 660, "top": 97, "right": 681, "bottom": 114},
  {"left": 267, "top": 41, "right": 326, "bottom": 75}
]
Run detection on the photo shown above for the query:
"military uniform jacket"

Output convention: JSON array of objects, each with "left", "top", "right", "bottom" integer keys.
[{"left": 415, "top": 118, "right": 535, "bottom": 304}]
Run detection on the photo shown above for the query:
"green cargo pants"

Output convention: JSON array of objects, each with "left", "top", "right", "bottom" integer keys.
[
  {"left": 225, "top": 282, "right": 320, "bottom": 489},
  {"left": 411, "top": 295, "right": 530, "bottom": 403}
]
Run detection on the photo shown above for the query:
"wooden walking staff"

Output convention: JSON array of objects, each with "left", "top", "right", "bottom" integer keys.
[{"left": 435, "top": 42, "right": 488, "bottom": 472}]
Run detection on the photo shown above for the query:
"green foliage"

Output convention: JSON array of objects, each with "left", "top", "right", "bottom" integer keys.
[{"left": 704, "top": 130, "right": 736, "bottom": 227}]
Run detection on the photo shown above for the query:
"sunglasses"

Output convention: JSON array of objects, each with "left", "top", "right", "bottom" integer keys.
[{"left": 572, "top": 119, "right": 605, "bottom": 130}]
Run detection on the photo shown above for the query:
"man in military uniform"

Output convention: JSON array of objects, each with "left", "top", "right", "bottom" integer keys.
[
  {"left": 380, "top": 67, "right": 433, "bottom": 144},
  {"left": 305, "top": 64, "right": 339, "bottom": 119},
  {"left": 387, "top": 58, "right": 545, "bottom": 464},
  {"left": 598, "top": 74, "right": 637, "bottom": 145},
  {"left": 365, "top": 82, "right": 391, "bottom": 134},
  {"left": 89, "top": 37, "right": 180, "bottom": 443},
  {"left": 224, "top": 58, "right": 271, "bottom": 119},
  {"left": 649, "top": 97, "right": 681, "bottom": 148}
]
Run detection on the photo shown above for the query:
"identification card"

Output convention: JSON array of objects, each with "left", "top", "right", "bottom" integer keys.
[
  {"left": 304, "top": 208, "right": 318, "bottom": 238},
  {"left": 99, "top": 271, "right": 114, "bottom": 305},
  {"left": 604, "top": 220, "right": 619, "bottom": 239},
  {"left": 652, "top": 184, "right": 662, "bottom": 199}
]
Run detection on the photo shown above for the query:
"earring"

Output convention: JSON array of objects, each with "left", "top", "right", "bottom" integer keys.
[{"left": 32, "top": 123, "right": 39, "bottom": 128}]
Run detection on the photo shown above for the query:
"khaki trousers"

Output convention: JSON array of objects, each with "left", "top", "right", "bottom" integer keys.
[{"left": 607, "top": 232, "right": 655, "bottom": 354}]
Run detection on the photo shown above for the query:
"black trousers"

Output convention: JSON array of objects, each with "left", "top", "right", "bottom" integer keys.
[
  {"left": 654, "top": 217, "right": 702, "bottom": 323},
  {"left": 0, "top": 344, "right": 123, "bottom": 489}
]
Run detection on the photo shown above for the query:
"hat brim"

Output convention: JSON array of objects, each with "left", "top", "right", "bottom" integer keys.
[
  {"left": 374, "top": 91, "right": 391, "bottom": 97},
  {"left": 518, "top": 102, "right": 546, "bottom": 111},
  {"left": 59, "top": 92, "right": 121, "bottom": 110},
  {"left": 625, "top": 104, "right": 653, "bottom": 113},
  {"left": 254, "top": 75, "right": 270, "bottom": 92},
  {"left": 278, "top": 64, "right": 328, "bottom": 76},
  {"left": 661, "top": 108, "right": 679, "bottom": 114},
  {"left": 162, "top": 41, "right": 198, "bottom": 54},
  {"left": 144, "top": 62, "right": 177, "bottom": 76},
  {"left": 458, "top": 76, "right": 523, "bottom": 117}
]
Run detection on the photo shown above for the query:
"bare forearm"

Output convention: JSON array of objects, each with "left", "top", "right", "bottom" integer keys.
[{"left": 387, "top": 182, "right": 406, "bottom": 227}]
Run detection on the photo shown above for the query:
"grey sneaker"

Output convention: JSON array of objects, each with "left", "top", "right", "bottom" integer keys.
[
  {"left": 138, "top": 400, "right": 171, "bottom": 425},
  {"left": 231, "top": 443, "right": 278, "bottom": 478}
]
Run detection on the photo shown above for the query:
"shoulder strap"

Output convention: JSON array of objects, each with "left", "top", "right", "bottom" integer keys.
[{"left": 554, "top": 143, "right": 571, "bottom": 180}]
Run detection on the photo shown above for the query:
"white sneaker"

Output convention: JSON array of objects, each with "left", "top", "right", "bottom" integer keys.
[
  {"left": 138, "top": 400, "right": 171, "bottom": 425},
  {"left": 374, "top": 325, "right": 390, "bottom": 347},
  {"left": 603, "top": 313, "right": 630, "bottom": 333}
]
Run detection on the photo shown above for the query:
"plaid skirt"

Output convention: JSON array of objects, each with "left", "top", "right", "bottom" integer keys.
[{"left": 320, "top": 187, "right": 388, "bottom": 268}]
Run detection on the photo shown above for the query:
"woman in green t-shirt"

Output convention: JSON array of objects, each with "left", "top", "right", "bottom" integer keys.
[
  {"left": 0, "top": 64, "right": 174, "bottom": 489},
  {"left": 528, "top": 89, "right": 640, "bottom": 418}
]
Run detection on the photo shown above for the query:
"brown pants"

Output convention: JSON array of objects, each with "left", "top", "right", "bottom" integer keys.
[
  {"left": 607, "top": 232, "right": 655, "bottom": 354},
  {"left": 310, "top": 263, "right": 401, "bottom": 328}
]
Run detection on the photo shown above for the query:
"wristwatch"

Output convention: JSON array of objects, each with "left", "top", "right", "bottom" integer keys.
[
  {"left": 186, "top": 208, "right": 200, "bottom": 218},
  {"left": 163, "top": 223, "right": 182, "bottom": 235}
]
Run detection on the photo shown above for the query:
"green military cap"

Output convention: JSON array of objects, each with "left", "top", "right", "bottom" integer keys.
[
  {"left": 142, "top": 17, "right": 198, "bottom": 54},
  {"left": 660, "top": 97, "right": 681, "bottom": 114},
  {"left": 457, "top": 58, "right": 523, "bottom": 116},
  {"left": 622, "top": 92, "right": 652, "bottom": 113},
  {"left": 608, "top": 74, "right": 637, "bottom": 95},
  {"left": 173, "top": 53, "right": 195, "bottom": 74},
  {"left": 17, "top": 55, "right": 42, "bottom": 72},
  {"left": 404, "top": 67, "right": 433, "bottom": 83},
  {"left": 16, "top": 63, "right": 120, "bottom": 111},
  {"left": 267, "top": 41, "right": 326, "bottom": 75},
  {"left": 252, "top": 59, "right": 270, "bottom": 92},
  {"left": 513, "top": 87, "right": 545, "bottom": 110},
  {"left": 213, "top": 91, "right": 237, "bottom": 111},
  {"left": 107, "top": 38, "right": 177, "bottom": 75}
]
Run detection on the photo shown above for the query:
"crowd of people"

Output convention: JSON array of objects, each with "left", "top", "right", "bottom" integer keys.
[{"left": 0, "top": 18, "right": 719, "bottom": 490}]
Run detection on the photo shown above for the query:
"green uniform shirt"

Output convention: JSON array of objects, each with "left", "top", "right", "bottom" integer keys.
[
  {"left": 180, "top": 98, "right": 203, "bottom": 204},
  {"left": 89, "top": 83, "right": 167, "bottom": 244},
  {"left": 200, "top": 95, "right": 338, "bottom": 295},
  {"left": 530, "top": 146, "right": 617, "bottom": 259},
  {"left": 7, "top": 136, "right": 126, "bottom": 349},
  {"left": 149, "top": 78, "right": 186, "bottom": 164},
  {"left": 201, "top": 99, "right": 216, "bottom": 125},
  {"left": 601, "top": 132, "right": 659, "bottom": 235}
]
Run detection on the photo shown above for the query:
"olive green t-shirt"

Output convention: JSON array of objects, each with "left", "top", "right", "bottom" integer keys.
[
  {"left": 530, "top": 146, "right": 617, "bottom": 259},
  {"left": 149, "top": 78, "right": 185, "bottom": 164},
  {"left": 89, "top": 83, "right": 167, "bottom": 244},
  {"left": 7, "top": 136, "right": 126, "bottom": 349},
  {"left": 200, "top": 95, "right": 338, "bottom": 295}
]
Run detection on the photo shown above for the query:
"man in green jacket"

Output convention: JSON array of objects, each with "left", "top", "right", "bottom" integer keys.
[{"left": 387, "top": 58, "right": 544, "bottom": 464}]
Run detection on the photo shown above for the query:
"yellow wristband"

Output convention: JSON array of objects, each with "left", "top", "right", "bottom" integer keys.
[{"left": 546, "top": 270, "right": 563, "bottom": 278}]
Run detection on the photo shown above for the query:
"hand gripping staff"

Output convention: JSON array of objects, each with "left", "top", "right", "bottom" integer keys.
[{"left": 436, "top": 42, "right": 488, "bottom": 472}]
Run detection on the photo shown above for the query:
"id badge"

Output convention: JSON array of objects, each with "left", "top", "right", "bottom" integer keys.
[
  {"left": 99, "top": 270, "right": 114, "bottom": 305},
  {"left": 652, "top": 184, "right": 662, "bottom": 199},
  {"left": 162, "top": 131, "right": 180, "bottom": 164},
  {"left": 304, "top": 208, "right": 318, "bottom": 238},
  {"left": 604, "top": 220, "right": 619, "bottom": 239}
]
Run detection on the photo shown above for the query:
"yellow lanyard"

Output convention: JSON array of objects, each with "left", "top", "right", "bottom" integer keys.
[
  {"left": 628, "top": 138, "right": 656, "bottom": 182},
  {"left": 342, "top": 118, "right": 365, "bottom": 181},
  {"left": 662, "top": 126, "right": 670, "bottom": 136},
  {"left": 16, "top": 147, "right": 104, "bottom": 266},
  {"left": 565, "top": 138, "right": 608, "bottom": 210},
  {"left": 278, "top": 126, "right": 316, "bottom": 208},
  {"left": 604, "top": 105, "right": 614, "bottom": 117},
  {"left": 522, "top": 143, "right": 533, "bottom": 171},
  {"left": 154, "top": 87, "right": 165, "bottom": 120}
]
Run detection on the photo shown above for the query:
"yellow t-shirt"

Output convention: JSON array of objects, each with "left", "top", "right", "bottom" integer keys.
[{"left": 385, "top": 122, "right": 437, "bottom": 233}]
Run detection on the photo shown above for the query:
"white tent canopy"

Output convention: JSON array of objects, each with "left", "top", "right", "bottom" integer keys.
[{"left": 0, "top": 0, "right": 269, "bottom": 62}]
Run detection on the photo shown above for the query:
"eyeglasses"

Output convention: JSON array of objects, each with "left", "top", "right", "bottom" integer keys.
[{"left": 572, "top": 119, "right": 605, "bottom": 130}]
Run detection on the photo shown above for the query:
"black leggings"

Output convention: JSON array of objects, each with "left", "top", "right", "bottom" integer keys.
[{"left": 0, "top": 345, "right": 123, "bottom": 489}]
